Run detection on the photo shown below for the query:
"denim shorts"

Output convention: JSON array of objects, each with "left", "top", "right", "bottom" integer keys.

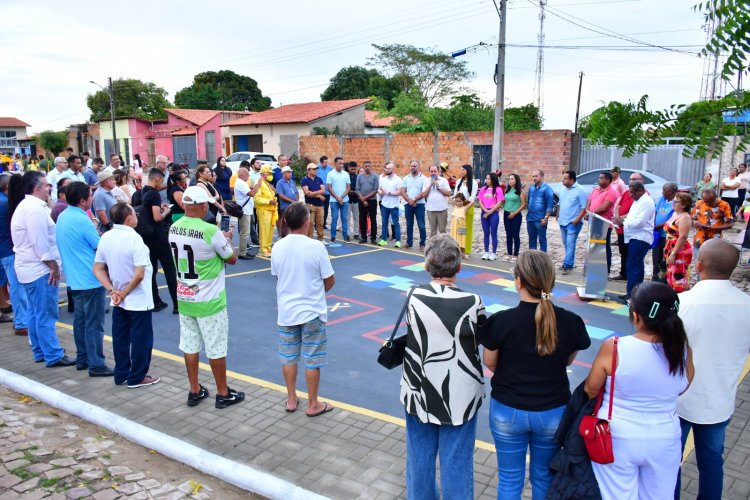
[{"left": 278, "top": 316, "right": 327, "bottom": 369}]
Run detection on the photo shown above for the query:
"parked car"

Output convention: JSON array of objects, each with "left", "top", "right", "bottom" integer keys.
[
  {"left": 225, "top": 151, "right": 278, "bottom": 171},
  {"left": 548, "top": 168, "right": 693, "bottom": 215}
]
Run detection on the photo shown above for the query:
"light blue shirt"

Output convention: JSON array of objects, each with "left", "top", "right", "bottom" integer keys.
[
  {"left": 59, "top": 169, "right": 86, "bottom": 183},
  {"left": 317, "top": 164, "right": 334, "bottom": 195},
  {"left": 557, "top": 183, "right": 588, "bottom": 226},
  {"left": 654, "top": 195, "right": 675, "bottom": 237},
  {"left": 326, "top": 169, "right": 351, "bottom": 198},
  {"left": 403, "top": 173, "right": 427, "bottom": 204},
  {"left": 55, "top": 206, "right": 101, "bottom": 290}
]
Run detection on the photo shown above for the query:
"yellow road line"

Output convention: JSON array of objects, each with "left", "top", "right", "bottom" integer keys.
[{"left": 55, "top": 321, "right": 496, "bottom": 452}]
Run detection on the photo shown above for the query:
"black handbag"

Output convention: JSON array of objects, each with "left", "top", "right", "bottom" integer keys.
[{"left": 377, "top": 286, "right": 417, "bottom": 369}]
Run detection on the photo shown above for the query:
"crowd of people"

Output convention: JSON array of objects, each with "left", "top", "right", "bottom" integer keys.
[{"left": 0, "top": 149, "right": 748, "bottom": 499}]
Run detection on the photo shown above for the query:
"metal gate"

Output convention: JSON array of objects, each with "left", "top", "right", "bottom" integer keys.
[
  {"left": 472, "top": 145, "right": 492, "bottom": 180},
  {"left": 172, "top": 135, "right": 197, "bottom": 169},
  {"left": 579, "top": 140, "right": 705, "bottom": 186}
]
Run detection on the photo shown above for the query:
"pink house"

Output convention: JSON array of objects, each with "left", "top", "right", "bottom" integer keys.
[{"left": 124, "top": 109, "right": 253, "bottom": 168}]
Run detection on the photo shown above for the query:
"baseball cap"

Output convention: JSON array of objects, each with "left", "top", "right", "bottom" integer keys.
[
  {"left": 281, "top": 166, "right": 293, "bottom": 173},
  {"left": 182, "top": 186, "right": 215, "bottom": 205},
  {"left": 307, "top": 163, "right": 318, "bottom": 170},
  {"left": 96, "top": 171, "right": 114, "bottom": 184}
]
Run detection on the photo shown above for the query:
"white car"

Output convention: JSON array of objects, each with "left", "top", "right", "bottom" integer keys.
[{"left": 225, "top": 151, "right": 278, "bottom": 171}]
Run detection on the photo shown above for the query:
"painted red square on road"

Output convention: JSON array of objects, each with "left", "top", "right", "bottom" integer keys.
[{"left": 325, "top": 294, "right": 384, "bottom": 326}]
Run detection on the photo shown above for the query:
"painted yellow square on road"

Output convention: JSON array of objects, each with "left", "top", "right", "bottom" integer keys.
[
  {"left": 488, "top": 277, "right": 514, "bottom": 287},
  {"left": 354, "top": 273, "right": 385, "bottom": 282}
]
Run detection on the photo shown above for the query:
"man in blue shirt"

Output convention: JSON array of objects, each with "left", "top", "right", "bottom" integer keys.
[
  {"left": 276, "top": 166, "right": 299, "bottom": 238},
  {"left": 526, "top": 170, "right": 555, "bottom": 252},
  {"left": 326, "top": 158, "right": 351, "bottom": 242},
  {"left": 0, "top": 174, "right": 29, "bottom": 335},
  {"left": 56, "top": 182, "right": 113, "bottom": 376},
  {"left": 556, "top": 171, "right": 588, "bottom": 274},
  {"left": 652, "top": 182, "right": 676, "bottom": 279},
  {"left": 317, "top": 156, "right": 334, "bottom": 230}
]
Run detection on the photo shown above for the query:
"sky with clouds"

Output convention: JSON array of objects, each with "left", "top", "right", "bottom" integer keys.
[{"left": 2, "top": 0, "right": 710, "bottom": 135}]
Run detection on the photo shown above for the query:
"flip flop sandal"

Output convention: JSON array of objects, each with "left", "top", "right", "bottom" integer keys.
[{"left": 306, "top": 402, "right": 334, "bottom": 417}]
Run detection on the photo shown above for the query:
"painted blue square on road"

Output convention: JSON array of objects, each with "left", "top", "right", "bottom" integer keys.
[{"left": 586, "top": 325, "right": 615, "bottom": 340}]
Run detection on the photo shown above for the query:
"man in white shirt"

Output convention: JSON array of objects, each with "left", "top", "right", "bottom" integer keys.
[
  {"left": 271, "top": 202, "right": 335, "bottom": 417},
  {"left": 401, "top": 160, "right": 428, "bottom": 250},
  {"left": 422, "top": 164, "right": 452, "bottom": 237},
  {"left": 94, "top": 203, "right": 160, "bottom": 389},
  {"left": 47, "top": 157, "right": 68, "bottom": 201},
  {"left": 10, "top": 171, "right": 74, "bottom": 367},
  {"left": 378, "top": 163, "right": 404, "bottom": 248},
  {"left": 613, "top": 180, "right": 654, "bottom": 300},
  {"left": 675, "top": 238, "right": 750, "bottom": 499},
  {"left": 233, "top": 166, "right": 260, "bottom": 260}
]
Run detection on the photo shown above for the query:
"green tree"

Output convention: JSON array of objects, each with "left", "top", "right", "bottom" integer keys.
[
  {"left": 321, "top": 66, "right": 404, "bottom": 110},
  {"left": 581, "top": 1, "right": 750, "bottom": 158},
  {"left": 367, "top": 44, "right": 473, "bottom": 106},
  {"left": 86, "top": 78, "right": 171, "bottom": 121},
  {"left": 175, "top": 70, "right": 271, "bottom": 111},
  {"left": 37, "top": 130, "right": 68, "bottom": 156}
]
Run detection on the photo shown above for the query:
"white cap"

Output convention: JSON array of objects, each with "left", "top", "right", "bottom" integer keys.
[
  {"left": 182, "top": 186, "right": 215, "bottom": 205},
  {"left": 281, "top": 166, "right": 293, "bottom": 173}
]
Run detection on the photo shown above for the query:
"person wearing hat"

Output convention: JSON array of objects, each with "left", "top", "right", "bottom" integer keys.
[
  {"left": 301, "top": 163, "right": 326, "bottom": 243},
  {"left": 168, "top": 185, "right": 244, "bottom": 409},
  {"left": 93, "top": 170, "right": 117, "bottom": 233},
  {"left": 254, "top": 164, "right": 279, "bottom": 257},
  {"left": 276, "top": 165, "right": 299, "bottom": 238}
]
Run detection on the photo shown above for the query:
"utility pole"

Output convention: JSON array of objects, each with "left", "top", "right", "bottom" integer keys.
[
  {"left": 574, "top": 71, "right": 584, "bottom": 133},
  {"left": 492, "top": 0, "right": 507, "bottom": 172},
  {"left": 108, "top": 77, "right": 118, "bottom": 155}
]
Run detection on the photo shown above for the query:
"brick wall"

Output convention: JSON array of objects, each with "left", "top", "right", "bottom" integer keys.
[{"left": 299, "top": 130, "right": 572, "bottom": 183}]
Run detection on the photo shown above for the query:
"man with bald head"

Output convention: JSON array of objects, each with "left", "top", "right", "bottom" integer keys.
[{"left": 675, "top": 238, "right": 749, "bottom": 499}]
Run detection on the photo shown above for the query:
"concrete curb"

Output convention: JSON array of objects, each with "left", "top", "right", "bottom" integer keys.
[{"left": 0, "top": 368, "right": 328, "bottom": 500}]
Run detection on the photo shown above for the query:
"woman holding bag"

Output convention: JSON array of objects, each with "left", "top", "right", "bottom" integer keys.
[
  {"left": 584, "top": 281, "right": 694, "bottom": 500},
  {"left": 399, "top": 233, "right": 486, "bottom": 500}
]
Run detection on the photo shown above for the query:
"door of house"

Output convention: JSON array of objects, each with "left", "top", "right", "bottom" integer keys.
[
  {"left": 248, "top": 134, "right": 263, "bottom": 152},
  {"left": 472, "top": 145, "right": 492, "bottom": 180},
  {"left": 205, "top": 131, "right": 216, "bottom": 161},
  {"left": 172, "top": 135, "right": 197, "bottom": 169}
]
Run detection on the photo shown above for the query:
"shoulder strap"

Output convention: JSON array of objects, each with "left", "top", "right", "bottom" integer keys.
[
  {"left": 385, "top": 285, "right": 418, "bottom": 344},
  {"left": 592, "top": 336, "right": 618, "bottom": 419}
]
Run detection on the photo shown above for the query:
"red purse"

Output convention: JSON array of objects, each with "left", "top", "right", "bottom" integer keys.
[{"left": 579, "top": 336, "right": 618, "bottom": 464}]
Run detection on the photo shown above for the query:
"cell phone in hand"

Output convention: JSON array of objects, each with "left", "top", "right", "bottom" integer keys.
[{"left": 220, "top": 214, "right": 231, "bottom": 232}]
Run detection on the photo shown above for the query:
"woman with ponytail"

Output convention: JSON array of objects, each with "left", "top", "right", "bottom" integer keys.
[
  {"left": 584, "top": 281, "right": 694, "bottom": 500},
  {"left": 478, "top": 250, "right": 590, "bottom": 499}
]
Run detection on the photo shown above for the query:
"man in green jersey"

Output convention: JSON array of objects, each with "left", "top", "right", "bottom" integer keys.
[{"left": 169, "top": 186, "right": 243, "bottom": 409}]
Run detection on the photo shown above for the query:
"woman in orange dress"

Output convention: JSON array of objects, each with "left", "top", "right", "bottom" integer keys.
[{"left": 664, "top": 192, "right": 693, "bottom": 292}]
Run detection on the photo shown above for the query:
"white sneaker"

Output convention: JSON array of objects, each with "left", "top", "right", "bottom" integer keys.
[
  {"left": 482, "top": 252, "right": 489, "bottom": 260},
  {"left": 322, "top": 240, "right": 330, "bottom": 246},
  {"left": 489, "top": 253, "right": 497, "bottom": 261}
]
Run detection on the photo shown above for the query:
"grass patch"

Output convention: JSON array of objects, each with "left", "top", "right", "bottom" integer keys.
[
  {"left": 101, "top": 453, "right": 111, "bottom": 460},
  {"left": 22, "top": 451, "right": 35, "bottom": 461},
  {"left": 40, "top": 477, "right": 60, "bottom": 488},
  {"left": 28, "top": 445, "right": 38, "bottom": 450},
  {"left": 74, "top": 469, "right": 83, "bottom": 475},
  {"left": 11, "top": 467, "right": 32, "bottom": 480}
]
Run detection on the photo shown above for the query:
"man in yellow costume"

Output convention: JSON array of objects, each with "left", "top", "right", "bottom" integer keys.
[{"left": 254, "top": 165, "right": 278, "bottom": 257}]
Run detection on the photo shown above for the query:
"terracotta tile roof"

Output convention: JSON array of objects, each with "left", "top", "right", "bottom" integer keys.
[
  {"left": 165, "top": 108, "right": 220, "bottom": 127},
  {"left": 364, "top": 111, "right": 396, "bottom": 128},
  {"left": 222, "top": 99, "right": 370, "bottom": 126},
  {"left": 0, "top": 117, "right": 30, "bottom": 127},
  {"left": 172, "top": 127, "right": 196, "bottom": 136}
]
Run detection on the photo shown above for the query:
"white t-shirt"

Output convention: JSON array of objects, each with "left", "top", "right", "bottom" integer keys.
[
  {"left": 721, "top": 176, "right": 740, "bottom": 198},
  {"left": 425, "top": 177, "right": 451, "bottom": 212},
  {"left": 94, "top": 225, "right": 154, "bottom": 311},
  {"left": 379, "top": 174, "right": 404, "bottom": 209},
  {"left": 234, "top": 178, "right": 254, "bottom": 214},
  {"left": 271, "top": 234, "right": 335, "bottom": 326}
]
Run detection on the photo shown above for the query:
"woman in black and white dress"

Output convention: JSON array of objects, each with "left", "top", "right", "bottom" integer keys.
[{"left": 400, "top": 233, "right": 486, "bottom": 500}]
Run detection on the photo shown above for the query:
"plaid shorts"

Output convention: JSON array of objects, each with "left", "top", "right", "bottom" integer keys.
[
  {"left": 178, "top": 309, "right": 228, "bottom": 359},
  {"left": 277, "top": 316, "right": 327, "bottom": 369}
]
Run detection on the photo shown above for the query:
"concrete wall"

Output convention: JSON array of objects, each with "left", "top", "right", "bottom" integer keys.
[
  {"left": 312, "top": 106, "right": 366, "bottom": 135},
  {"left": 223, "top": 123, "right": 312, "bottom": 157}
]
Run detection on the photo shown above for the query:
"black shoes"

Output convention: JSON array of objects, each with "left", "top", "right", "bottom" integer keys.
[
  {"left": 76, "top": 364, "right": 88, "bottom": 371},
  {"left": 187, "top": 385, "right": 210, "bottom": 407},
  {"left": 153, "top": 302, "right": 168, "bottom": 313},
  {"left": 237, "top": 254, "right": 254, "bottom": 260},
  {"left": 48, "top": 355, "right": 75, "bottom": 368},
  {"left": 215, "top": 387, "right": 245, "bottom": 409},
  {"left": 89, "top": 367, "right": 115, "bottom": 377}
]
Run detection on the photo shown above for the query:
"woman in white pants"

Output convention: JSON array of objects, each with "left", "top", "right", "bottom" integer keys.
[{"left": 585, "top": 282, "right": 694, "bottom": 500}]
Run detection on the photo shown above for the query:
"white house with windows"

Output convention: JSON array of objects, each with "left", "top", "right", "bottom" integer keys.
[{"left": 0, "top": 117, "right": 31, "bottom": 156}]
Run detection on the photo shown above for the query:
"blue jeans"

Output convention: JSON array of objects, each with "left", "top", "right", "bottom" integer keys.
[
  {"left": 405, "top": 411, "right": 477, "bottom": 500},
  {"left": 504, "top": 211, "right": 522, "bottom": 256},
  {"left": 329, "top": 199, "right": 349, "bottom": 240},
  {"left": 527, "top": 220, "right": 548, "bottom": 252},
  {"left": 0, "top": 254, "right": 29, "bottom": 329},
  {"left": 676, "top": 418, "right": 730, "bottom": 500},
  {"left": 559, "top": 222, "right": 583, "bottom": 268},
  {"left": 71, "top": 287, "right": 107, "bottom": 372},
  {"left": 626, "top": 238, "right": 651, "bottom": 297},
  {"left": 489, "top": 398, "right": 564, "bottom": 500},
  {"left": 21, "top": 274, "right": 65, "bottom": 365},
  {"left": 112, "top": 308, "right": 154, "bottom": 385},
  {"left": 380, "top": 205, "right": 401, "bottom": 241},
  {"left": 404, "top": 203, "right": 426, "bottom": 246},
  {"left": 482, "top": 211, "right": 500, "bottom": 252}
]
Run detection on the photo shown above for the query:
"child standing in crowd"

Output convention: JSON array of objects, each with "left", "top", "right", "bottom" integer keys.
[{"left": 450, "top": 193, "right": 468, "bottom": 256}]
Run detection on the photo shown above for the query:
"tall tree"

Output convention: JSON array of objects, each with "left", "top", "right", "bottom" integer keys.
[
  {"left": 367, "top": 44, "right": 473, "bottom": 107},
  {"left": 36, "top": 130, "right": 69, "bottom": 156},
  {"left": 321, "top": 66, "right": 405, "bottom": 110},
  {"left": 86, "top": 79, "right": 171, "bottom": 121},
  {"left": 175, "top": 70, "right": 271, "bottom": 111},
  {"left": 581, "top": 1, "right": 750, "bottom": 158}
]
